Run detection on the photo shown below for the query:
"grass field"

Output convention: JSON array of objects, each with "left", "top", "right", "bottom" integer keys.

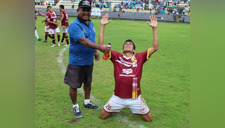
[{"left": 35, "top": 15, "right": 190, "bottom": 128}]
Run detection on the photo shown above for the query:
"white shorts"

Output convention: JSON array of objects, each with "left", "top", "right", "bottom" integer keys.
[
  {"left": 61, "top": 26, "right": 68, "bottom": 33},
  {"left": 45, "top": 26, "right": 50, "bottom": 32},
  {"left": 49, "top": 27, "right": 60, "bottom": 34},
  {"left": 103, "top": 94, "right": 150, "bottom": 115}
]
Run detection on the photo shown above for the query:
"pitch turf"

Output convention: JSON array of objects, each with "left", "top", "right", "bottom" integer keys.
[{"left": 35, "top": 16, "right": 190, "bottom": 128}]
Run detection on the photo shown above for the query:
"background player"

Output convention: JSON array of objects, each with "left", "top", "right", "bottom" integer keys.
[
  {"left": 58, "top": 5, "right": 70, "bottom": 46},
  {"left": 98, "top": 14, "right": 159, "bottom": 122},
  {"left": 46, "top": 6, "right": 61, "bottom": 47},
  {"left": 35, "top": 9, "right": 44, "bottom": 41},
  {"left": 42, "top": 6, "right": 52, "bottom": 43}
]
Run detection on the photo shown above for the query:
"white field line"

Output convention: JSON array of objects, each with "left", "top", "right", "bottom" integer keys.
[{"left": 57, "top": 46, "right": 148, "bottom": 128}]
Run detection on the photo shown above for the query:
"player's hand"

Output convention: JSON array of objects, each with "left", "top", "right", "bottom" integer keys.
[
  {"left": 101, "top": 13, "right": 111, "bottom": 25},
  {"left": 94, "top": 51, "right": 100, "bottom": 61},
  {"left": 147, "top": 15, "right": 157, "bottom": 28}
]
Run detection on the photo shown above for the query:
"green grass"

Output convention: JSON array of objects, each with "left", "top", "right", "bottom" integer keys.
[{"left": 35, "top": 16, "right": 190, "bottom": 128}]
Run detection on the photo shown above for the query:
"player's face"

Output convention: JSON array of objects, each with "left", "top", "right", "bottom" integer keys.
[
  {"left": 77, "top": 8, "right": 91, "bottom": 21},
  {"left": 123, "top": 41, "right": 135, "bottom": 53},
  {"left": 49, "top": 7, "right": 53, "bottom": 13}
]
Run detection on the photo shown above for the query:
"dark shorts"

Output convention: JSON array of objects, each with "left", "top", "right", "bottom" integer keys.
[{"left": 64, "top": 64, "right": 93, "bottom": 89}]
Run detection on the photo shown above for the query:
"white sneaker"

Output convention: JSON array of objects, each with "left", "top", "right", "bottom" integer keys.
[
  {"left": 51, "top": 44, "right": 56, "bottom": 47},
  {"left": 64, "top": 44, "right": 69, "bottom": 46},
  {"left": 58, "top": 42, "right": 61, "bottom": 46}
]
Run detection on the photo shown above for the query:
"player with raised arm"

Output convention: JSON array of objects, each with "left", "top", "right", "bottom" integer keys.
[
  {"left": 58, "top": 5, "right": 70, "bottom": 46},
  {"left": 98, "top": 14, "right": 159, "bottom": 122},
  {"left": 46, "top": 6, "right": 61, "bottom": 47},
  {"left": 35, "top": 9, "right": 45, "bottom": 41}
]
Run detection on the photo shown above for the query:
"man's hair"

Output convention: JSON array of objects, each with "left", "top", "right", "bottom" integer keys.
[
  {"left": 59, "top": 5, "right": 64, "bottom": 9},
  {"left": 47, "top": 6, "right": 52, "bottom": 9},
  {"left": 123, "top": 39, "right": 136, "bottom": 50}
]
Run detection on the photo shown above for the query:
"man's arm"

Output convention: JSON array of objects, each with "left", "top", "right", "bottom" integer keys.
[
  {"left": 146, "top": 15, "right": 158, "bottom": 58},
  {"left": 78, "top": 37, "right": 107, "bottom": 53},
  {"left": 99, "top": 13, "right": 111, "bottom": 45},
  {"left": 58, "top": 14, "right": 64, "bottom": 24}
]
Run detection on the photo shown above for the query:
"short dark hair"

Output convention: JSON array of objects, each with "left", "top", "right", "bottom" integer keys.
[
  {"left": 59, "top": 5, "right": 64, "bottom": 9},
  {"left": 123, "top": 39, "right": 136, "bottom": 50},
  {"left": 47, "top": 6, "right": 52, "bottom": 9}
]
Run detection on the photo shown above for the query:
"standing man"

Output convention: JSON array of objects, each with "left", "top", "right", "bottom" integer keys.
[
  {"left": 46, "top": 6, "right": 61, "bottom": 47},
  {"left": 98, "top": 14, "right": 158, "bottom": 122},
  {"left": 64, "top": 0, "right": 109, "bottom": 118},
  {"left": 58, "top": 5, "right": 70, "bottom": 46}
]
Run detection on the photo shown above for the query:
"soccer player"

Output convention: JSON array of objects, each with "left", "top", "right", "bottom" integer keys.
[
  {"left": 64, "top": 0, "right": 109, "bottom": 118},
  {"left": 58, "top": 5, "right": 70, "bottom": 46},
  {"left": 42, "top": 6, "right": 52, "bottom": 43},
  {"left": 46, "top": 6, "right": 61, "bottom": 47},
  {"left": 98, "top": 14, "right": 159, "bottom": 122},
  {"left": 35, "top": 9, "right": 44, "bottom": 41}
]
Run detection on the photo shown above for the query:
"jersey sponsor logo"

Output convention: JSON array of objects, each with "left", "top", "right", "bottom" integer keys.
[
  {"left": 115, "top": 57, "right": 137, "bottom": 67},
  {"left": 122, "top": 68, "right": 133, "bottom": 75}
]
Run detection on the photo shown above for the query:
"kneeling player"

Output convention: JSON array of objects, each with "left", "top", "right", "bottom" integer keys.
[{"left": 98, "top": 14, "right": 159, "bottom": 122}]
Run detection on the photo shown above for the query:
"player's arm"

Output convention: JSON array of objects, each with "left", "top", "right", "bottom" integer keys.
[
  {"left": 58, "top": 14, "right": 64, "bottom": 22},
  {"left": 36, "top": 9, "right": 45, "bottom": 16},
  {"left": 98, "top": 13, "right": 111, "bottom": 45},
  {"left": 146, "top": 15, "right": 158, "bottom": 58},
  {"left": 47, "top": 18, "right": 57, "bottom": 25}
]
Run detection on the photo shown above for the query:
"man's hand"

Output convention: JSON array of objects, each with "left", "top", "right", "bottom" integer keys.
[
  {"left": 98, "top": 45, "right": 110, "bottom": 53},
  {"left": 147, "top": 15, "right": 157, "bottom": 28},
  {"left": 94, "top": 51, "right": 100, "bottom": 61},
  {"left": 101, "top": 13, "right": 111, "bottom": 25}
]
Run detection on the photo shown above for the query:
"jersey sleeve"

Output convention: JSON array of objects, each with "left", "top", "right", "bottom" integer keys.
[
  {"left": 68, "top": 23, "right": 85, "bottom": 43},
  {"left": 109, "top": 50, "right": 120, "bottom": 63},
  {"left": 136, "top": 49, "right": 151, "bottom": 64}
]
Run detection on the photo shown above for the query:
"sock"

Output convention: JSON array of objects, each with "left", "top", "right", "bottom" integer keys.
[
  {"left": 45, "top": 34, "right": 47, "bottom": 40},
  {"left": 52, "top": 39, "right": 55, "bottom": 44},
  {"left": 35, "top": 30, "right": 39, "bottom": 39},
  {"left": 61, "top": 35, "right": 65, "bottom": 43},
  {"left": 57, "top": 35, "right": 60, "bottom": 42},
  {"left": 66, "top": 37, "right": 69, "bottom": 45},
  {"left": 73, "top": 103, "right": 79, "bottom": 108},
  {"left": 84, "top": 99, "right": 90, "bottom": 105},
  {"left": 48, "top": 34, "right": 52, "bottom": 38}
]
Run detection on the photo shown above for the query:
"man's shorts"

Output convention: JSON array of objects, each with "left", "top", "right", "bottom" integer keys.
[
  {"left": 61, "top": 26, "right": 68, "bottom": 33},
  {"left": 49, "top": 27, "right": 60, "bottom": 34},
  {"left": 103, "top": 94, "right": 150, "bottom": 115},
  {"left": 64, "top": 64, "right": 93, "bottom": 89},
  {"left": 45, "top": 26, "right": 50, "bottom": 33}
]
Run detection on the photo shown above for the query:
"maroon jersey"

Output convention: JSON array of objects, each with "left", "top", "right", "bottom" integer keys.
[
  {"left": 35, "top": 10, "right": 37, "bottom": 20},
  {"left": 60, "top": 10, "right": 69, "bottom": 26},
  {"left": 109, "top": 50, "right": 150, "bottom": 99},
  {"left": 44, "top": 12, "right": 50, "bottom": 26},
  {"left": 46, "top": 11, "right": 57, "bottom": 29}
]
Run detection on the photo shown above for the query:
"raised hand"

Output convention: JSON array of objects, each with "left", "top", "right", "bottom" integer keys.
[
  {"left": 147, "top": 15, "right": 157, "bottom": 28},
  {"left": 101, "top": 13, "right": 111, "bottom": 25}
]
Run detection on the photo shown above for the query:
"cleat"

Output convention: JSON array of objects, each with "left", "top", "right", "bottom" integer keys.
[
  {"left": 83, "top": 102, "right": 100, "bottom": 110},
  {"left": 71, "top": 106, "right": 83, "bottom": 118}
]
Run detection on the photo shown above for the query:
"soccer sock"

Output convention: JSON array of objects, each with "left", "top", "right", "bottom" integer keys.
[
  {"left": 35, "top": 29, "right": 40, "bottom": 39},
  {"left": 57, "top": 35, "right": 60, "bottom": 42},
  {"left": 52, "top": 39, "right": 55, "bottom": 44},
  {"left": 48, "top": 34, "right": 52, "bottom": 38},
  {"left": 73, "top": 104, "right": 79, "bottom": 108},
  {"left": 61, "top": 35, "right": 65, "bottom": 43},
  {"left": 45, "top": 34, "right": 47, "bottom": 40},
  {"left": 65, "top": 36, "right": 69, "bottom": 45},
  {"left": 84, "top": 99, "right": 90, "bottom": 105}
]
